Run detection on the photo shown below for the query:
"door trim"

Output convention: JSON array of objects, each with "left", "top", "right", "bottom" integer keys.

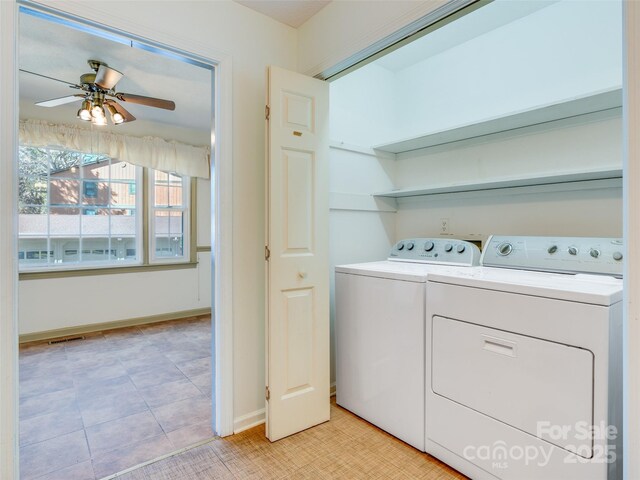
[
  {"left": 624, "top": 1, "right": 640, "bottom": 478},
  {"left": 0, "top": 2, "right": 19, "bottom": 477}
]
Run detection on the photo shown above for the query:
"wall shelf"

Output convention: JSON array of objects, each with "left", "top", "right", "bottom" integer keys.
[
  {"left": 373, "top": 88, "right": 623, "bottom": 154},
  {"left": 373, "top": 169, "right": 623, "bottom": 198}
]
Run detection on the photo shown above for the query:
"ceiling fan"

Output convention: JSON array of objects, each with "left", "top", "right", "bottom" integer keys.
[{"left": 21, "top": 59, "right": 176, "bottom": 126}]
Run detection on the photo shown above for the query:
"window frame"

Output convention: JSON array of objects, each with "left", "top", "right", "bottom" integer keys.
[{"left": 147, "top": 169, "right": 191, "bottom": 264}]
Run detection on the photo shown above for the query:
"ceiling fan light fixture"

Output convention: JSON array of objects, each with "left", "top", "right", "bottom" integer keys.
[
  {"left": 106, "top": 104, "right": 125, "bottom": 125},
  {"left": 91, "top": 103, "right": 105, "bottom": 119},
  {"left": 77, "top": 99, "right": 92, "bottom": 121},
  {"left": 91, "top": 115, "right": 107, "bottom": 126}
]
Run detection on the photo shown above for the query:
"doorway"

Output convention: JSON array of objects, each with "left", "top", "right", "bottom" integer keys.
[{"left": 1, "top": 1, "right": 234, "bottom": 478}]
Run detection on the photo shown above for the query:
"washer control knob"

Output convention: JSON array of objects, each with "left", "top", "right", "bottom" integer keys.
[
  {"left": 613, "top": 251, "right": 623, "bottom": 261},
  {"left": 497, "top": 242, "right": 512, "bottom": 256},
  {"left": 568, "top": 246, "right": 578, "bottom": 256},
  {"left": 397, "top": 242, "right": 405, "bottom": 251},
  {"left": 590, "top": 248, "right": 600, "bottom": 259},
  {"left": 444, "top": 244, "right": 453, "bottom": 253},
  {"left": 548, "top": 245, "right": 558, "bottom": 254},
  {"left": 406, "top": 242, "right": 414, "bottom": 251},
  {"left": 456, "top": 244, "right": 466, "bottom": 254},
  {"left": 424, "top": 241, "right": 435, "bottom": 252}
]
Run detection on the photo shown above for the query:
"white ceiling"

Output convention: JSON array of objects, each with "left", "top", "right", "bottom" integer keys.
[
  {"left": 375, "top": 0, "right": 557, "bottom": 72},
  {"left": 234, "top": 0, "right": 330, "bottom": 28},
  {"left": 19, "top": 11, "right": 212, "bottom": 146}
]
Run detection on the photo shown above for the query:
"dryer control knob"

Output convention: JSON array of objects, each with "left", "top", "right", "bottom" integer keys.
[
  {"left": 444, "top": 243, "right": 453, "bottom": 253},
  {"left": 590, "top": 248, "right": 600, "bottom": 259},
  {"left": 424, "top": 241, "right": 434, "bottom": 252},
  {"left": 568, "top": 246, "right": 578, "bottom": 256},
  {"left": 548, "top": 245, "right": 558, "bottom": 254},
  {"left": 613, "top": 251, "right": 623, "bottom": 261},
  {"left": 456, "top": 244, "right": 466, "bottom": 254},
  {"left": 497, "top": 243, "right": 512, "bottom": 256},
  {"left": 397, "top": 242, "right": 405, "bottom": 251},
  {"left": 406, "top": 242, "right": 415, "bottom": 251}
]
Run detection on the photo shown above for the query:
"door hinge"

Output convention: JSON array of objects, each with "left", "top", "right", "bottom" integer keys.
[
  {"left": 265, "top": 245, "right": 270, "bottom": 261},
  {"left": 266, "top": 386, "right": 270, "bottom": 401},
  {"left": 265, "top": 105, "right": 270, "bottom": 120}
]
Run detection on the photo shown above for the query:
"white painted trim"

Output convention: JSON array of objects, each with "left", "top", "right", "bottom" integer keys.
[
  {"left": 233, "top": 408, "right": 266, "bottom": 434},
  {"left": 329, "top": 192, "right": 397, "bottom": 213},
  {"left": 623, "top": 2, "right": 639, "bottom": 479},
  {"left": 330, "top": 382, "right": 336, "bottom": 397},
  {"left": 329, "top": 141, "right": 396, "bottom": 160},
  {"left": 0, "top": 2, "right": 19, "bottom": 478},
  {"left": 213, "top": 44, "right": 235, "bottom": 439}
]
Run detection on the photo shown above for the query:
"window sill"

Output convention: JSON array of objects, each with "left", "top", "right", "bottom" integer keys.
[{"left": 19, "top": 261, "right": 199, "bottom": 280}]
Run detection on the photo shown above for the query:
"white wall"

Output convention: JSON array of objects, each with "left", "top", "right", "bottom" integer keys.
[
  {"left": 16, "top": 0, "right": 297, "bottom": 427},
  {"left": 393, "top": 0, "right": 623, "bottom": 141},
  {"left": 330, "top": 63, "right": 400, "bottom": 146},
  {"left": 325, "top": 0, "right": 623, "bottom": 147},
  {"left": 395, "top": 112, "right": 623, "bottom": 189},
  {"left": 393, "top": 111, "right": 624, "bottom": 242}
]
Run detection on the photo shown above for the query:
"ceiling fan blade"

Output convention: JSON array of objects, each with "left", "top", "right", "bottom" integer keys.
[
  {"left": 95, "top": 64, "right": 123, "bottom": 90},
  {"left": 20, "top": 69, "right": 80, "bottom": 88},
  {"left": 105, "top": 99, "right": 136, "bottom": 123},
  {"left": 35, "top": 94, "right": 85, "bottom": 108},
  {"left": 116, "top": 93, "right": 176, "bottom": 111}
]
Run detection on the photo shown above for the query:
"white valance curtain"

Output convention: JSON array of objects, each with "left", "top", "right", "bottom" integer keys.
[{"left": 19, "top": 119, "right": 211, "bottom": 179}]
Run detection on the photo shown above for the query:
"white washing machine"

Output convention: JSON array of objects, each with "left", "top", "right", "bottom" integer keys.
[
  {"left": 335, "top": 238, "right": 481, "bottom": 451},
  {"left": 425, "top": 236, "right": 623, "bottom": 480}
]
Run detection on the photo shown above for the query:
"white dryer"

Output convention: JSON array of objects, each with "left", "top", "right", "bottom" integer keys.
[
  {"left": 425, "top": 236, "right": 623, "bottom": 480},
  {"left": 335, "top": 238, "right": 481, "bottom": 451}
]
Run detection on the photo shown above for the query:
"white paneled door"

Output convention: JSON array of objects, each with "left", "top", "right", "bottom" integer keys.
[{"left": 265, "top": 66, "right": 330, "bottom": 441}]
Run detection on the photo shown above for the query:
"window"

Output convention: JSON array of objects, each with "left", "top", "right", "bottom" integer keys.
[
  {"left": 149, "top": 170, "right": 190, "bottom": 262},
  {"left": 18, "top": 145, "right": 192, "bottom": 271}
]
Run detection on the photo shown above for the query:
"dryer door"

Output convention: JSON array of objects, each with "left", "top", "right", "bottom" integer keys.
[{"left": 431, "top": 316, "right": 594, "bottom": 457}]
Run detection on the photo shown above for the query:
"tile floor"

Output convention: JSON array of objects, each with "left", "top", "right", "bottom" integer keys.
[
  {"left": 117, "top": 399, "right": 467, "bottom": 480},
  {"left": 19, "top": 315, "right": 213, "bottom": 480}
]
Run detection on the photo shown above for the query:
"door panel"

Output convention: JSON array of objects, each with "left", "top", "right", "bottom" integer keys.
[
  {"left": 283, "top": 149, "right": 314, "bottom": 253},
  {"left": 266, "top": 66, "right": 330, "bottom": 441}
]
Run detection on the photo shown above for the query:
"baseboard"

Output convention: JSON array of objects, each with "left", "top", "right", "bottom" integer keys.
[
  {"left": 234, "top": 408, "right": 265, "bottom": 434},
  {"left": 19, "top": 307, "right": 212, "bottom": 344},
  {"left": 330, "top": 382, "right": 336, "bottom": 397}
]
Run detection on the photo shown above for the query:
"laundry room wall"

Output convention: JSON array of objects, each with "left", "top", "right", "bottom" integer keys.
[
  {"left": 394, "top": 113, "right": 624, "bottom": 242},
  {"left": 391, "top": 0, "right": 622, "bottom": 141}
]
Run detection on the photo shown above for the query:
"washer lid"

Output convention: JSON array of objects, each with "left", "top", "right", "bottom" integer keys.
[
  {"left": 427, "top": 267, "right": 622, "bottom": 305},
  {"left": 335, "top": 261, "right": 480, "bottom": 283}
]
